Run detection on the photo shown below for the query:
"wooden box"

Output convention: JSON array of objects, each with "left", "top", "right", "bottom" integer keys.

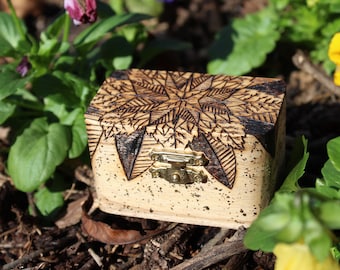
[{"left": 85, "top": 69, "right": 285, "bottom": 228}]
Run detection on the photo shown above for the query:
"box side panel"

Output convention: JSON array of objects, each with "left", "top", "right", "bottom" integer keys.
[{"left": 93, "top": 135, "right": 273, "bottom": 228}]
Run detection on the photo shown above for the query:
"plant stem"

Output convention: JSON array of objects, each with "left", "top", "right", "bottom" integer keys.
[
  {"left": 7, "top": 0, "right": 26, "bottom": 40},
  {"left": 63, "top": 15, "right": 71, "bottom": 43}
]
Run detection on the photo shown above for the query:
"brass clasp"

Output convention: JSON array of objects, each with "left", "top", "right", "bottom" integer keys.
[{"left": 149, "top": 149, "right": 209, "bottom": 184}]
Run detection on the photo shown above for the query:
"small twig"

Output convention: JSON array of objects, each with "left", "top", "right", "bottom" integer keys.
[
  {"left": 292, "top": 50, "right": 340, "bottom": 97},
  {"left": 200, "top": 228, "right": 230, "bottom": 254},
  {"left": 159, "top": 224, "right": 193, "bottom": 256},
  {"left": 77, "top": 232, "right": 103, "bottom": 267},
  {"left": 2, "top": 236, "right": 75, "bottom": 270},
  {"left": 170, "top": 239, "right": 246, "bottom": 270}
]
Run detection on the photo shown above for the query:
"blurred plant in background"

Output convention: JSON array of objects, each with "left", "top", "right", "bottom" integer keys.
[
  {"left": 208, "top": 0, "right": 340, "bottom": 76},
  {"left": 245, "top": 137, "right": 340, "bottom": 269}
]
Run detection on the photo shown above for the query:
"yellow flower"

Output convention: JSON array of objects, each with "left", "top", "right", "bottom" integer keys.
[
  {"left": 328, "top": 33, "right": 340, "bottom": 86},
  {"left": 273, "top": 242, "right": 340, "bottom": 270},
  {"left": 329, "top": 33, "right": 340, "bottom": 64}
]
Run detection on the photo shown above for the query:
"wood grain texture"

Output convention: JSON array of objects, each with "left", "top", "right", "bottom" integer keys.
[
  {"left": 85, "top": 69, "right": 285, "bottom": 228},
  {"left": 85, "top": 69, "right": 285, "bottom": 188}
]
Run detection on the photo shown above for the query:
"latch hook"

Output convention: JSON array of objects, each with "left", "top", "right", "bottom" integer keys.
[{"left": 149, "top": 149, "right": 209, "bottom": 184}]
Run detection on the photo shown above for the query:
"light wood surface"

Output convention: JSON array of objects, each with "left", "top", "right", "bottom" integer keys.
[{"left": 85, "top": 69, "right": 285, "bottom": 228}]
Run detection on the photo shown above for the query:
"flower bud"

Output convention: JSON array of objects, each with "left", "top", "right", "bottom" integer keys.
[
  {"left": 16, "top": 56, "right": 31, "bottom": 77},
  {"left": 64, "top": 0, "right": 97, "bottom": 25}
]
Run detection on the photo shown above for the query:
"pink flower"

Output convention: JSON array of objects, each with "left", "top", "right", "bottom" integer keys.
[{"left": 64, "top": 0, "right": 97, "bottom": 25}]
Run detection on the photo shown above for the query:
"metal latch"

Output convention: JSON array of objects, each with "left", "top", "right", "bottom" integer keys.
[{"left": 149, "top": 149, "right": 209, "bottom": 184}]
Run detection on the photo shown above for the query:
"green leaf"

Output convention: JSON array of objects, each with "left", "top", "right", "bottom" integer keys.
[
  {"left": 98, "top": 35, "right": 134, "bottom": 70},
  {"left": 139, "top": 38, "right": 191, "bottom": 67},
  {"left": 74, "top": 13, "right": 151, "bottom": 53},
  {"left": 316, "top": 179, "right": 340, "bottom": 199},
  {"left": 43, "top": 14, "right": 67, "bottom": 39},
  {"left": 309, "top": 235, "right": 332, "bottom": 262},
  {"left": 303, "top": 198, "right": 332, "bottom": 262},
  {"left": 8, "top": 118, "right": 71, "bottom": 192},
  {"left": 244, "top": 223, "right": 277, "bottom": 252},
  {"left": 0, "top": 100, "right": 16, "bottom": 124},
  {"left": 279, "top": 136, "right": 309, "bottom": 192},
  {"left": 113, "top": 55, "right": 133, "bottom": 70},
  {"left": 32, "top": 74, "right": 79, "bottom": 110},
  {"left": 0, "top": 12, "right": 27, "bottom": 56},
  {"left": 321, "top": 160, "right": 340, "bottom": 189},
  {"left": 207, "top": 7, "right": 280, "bottom": 75},
  {"left": 68, "top": 112, "right": 87, "bottom": 159},
  {"left": 327, "top": 137, "right": 340, "bottom": 171},
  {"left": 320, "top": 201, "right": 340, "bottom": 229},
  {"left": 0, "top": 70, "right": 30, "bottom": 100},
  {"left": 244, "top": 193, "right": 293, "bottom": 251},
  {"left": 281, "top": 5, "right": 324, "bottom": 43},
  {"left": 34, "top": 186, "right": 64, "bottom": 217},
  {"left": 53, "top": 71, "right": 93, "bottom": 109}
]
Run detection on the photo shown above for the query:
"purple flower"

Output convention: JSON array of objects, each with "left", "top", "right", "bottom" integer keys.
[
  {"left": 64, "top": 0, "right": 97, "bottom": 25},
  {"left": 16, "top": 56, "right": 31, "bottom": 77}
]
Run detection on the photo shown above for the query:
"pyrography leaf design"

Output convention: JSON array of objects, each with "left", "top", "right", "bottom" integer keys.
[{"left": 86, "top": 69, "right": 285, "bottom": 188}]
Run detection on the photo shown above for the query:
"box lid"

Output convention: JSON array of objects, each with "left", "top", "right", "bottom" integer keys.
[{"left": 85, "top": 69, "right": 285, "bottom": 189}]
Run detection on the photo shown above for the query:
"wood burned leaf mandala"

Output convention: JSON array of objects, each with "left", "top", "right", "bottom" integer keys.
[{"left": 86, "top": 69, "right": 285, "bottom": 188}]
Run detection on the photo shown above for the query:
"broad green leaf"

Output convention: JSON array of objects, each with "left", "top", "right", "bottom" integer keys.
[
  {"left": 320, "top": 201, "right": 340, "bottom": 229},
  {"left": 0, "top": 12, "right": 27, "bottom": 56},
  {"left": 32, "top": 74, "right": 79, "bottom": 108},
  {"left": 8, "top": 118, "right": 71, "bottom": 192},
  {"left": 315, "top": 179, "right": 340, "bottom": 199},
  {"left": 139, "top": 38, "right": 191, "bottom": 67},
  {"left": 321, "top": 160, "right": 340, "bottom": 189},
  {"left": 74, "top": 13, "right": 151, "bottom": 53},
  {"left": 0, "top": 100, "right": 16, "bottom": 124},
  {"left": 0, "top": 70, "right": 30, "bottom": 100},
  {"left": 34, "top": 186, "right": 64, "bottom": 217},
  {"left": 327, "top": 137, "right": 340, "bottom": 171},
  {"left": 207, "top": 7, "right": 280, "bottom": 75},
  {"left": 68, "top": 113, "right": 87, "bottom": 159},
  {"left": 53, "top": 71, "right": 94, "bottom": 108},
  {"left": 279, "top": 136, "right": 309, "bottom": 192}
]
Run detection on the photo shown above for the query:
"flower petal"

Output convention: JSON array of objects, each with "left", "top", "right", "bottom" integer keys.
[
  {"left": 274, "top": 242, "right": 340, "bottom": 270},
  {"left": 328, "top": 33, "right": 340, "bottom": 64}
]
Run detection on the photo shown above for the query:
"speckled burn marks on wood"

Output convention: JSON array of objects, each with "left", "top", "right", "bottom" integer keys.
[{"left": 86, "top": 69, "right": 285, "bottom": 189}]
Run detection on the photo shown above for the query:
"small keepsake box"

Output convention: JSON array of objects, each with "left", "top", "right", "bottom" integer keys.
[{"left": 85, "top": 69, "right": 285, "bottom": 228}]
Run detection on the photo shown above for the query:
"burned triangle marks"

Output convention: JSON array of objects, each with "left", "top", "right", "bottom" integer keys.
[
  {"left": 115, "top": 129, "right": 146, "bottom": 180},
  {"left": 189, "top": 132, "right": 236, "bottom": 189}
]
